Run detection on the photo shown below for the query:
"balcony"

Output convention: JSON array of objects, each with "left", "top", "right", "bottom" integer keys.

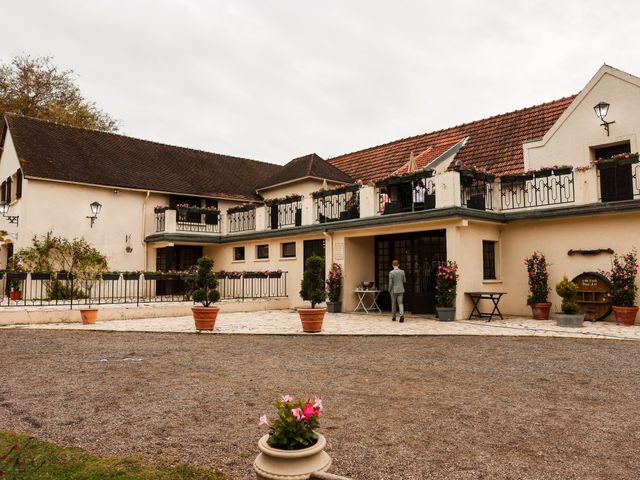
[
  {"left": 376, "top": 170, "right": 436, "bottom": 215},
  {"left": 314, "top": 185, "right": 360, "bottom": 223},
  {"left": 228, "top": 205, "right": 256, "bottom": 233},
  {"left": 266, "top": 197, "right": 302, "bottom": 229},
  {"left": 459, "top": 169, "right": 496, "bottom": 211},
  {"left": 596, "top": 154, "right": 640, "bottom": 202},
  {"left": 155, "top": 208, "right": 221, "bottom": 234}
]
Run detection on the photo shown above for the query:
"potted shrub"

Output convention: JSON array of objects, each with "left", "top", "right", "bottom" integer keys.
[
  {"left": 325, "top": 263, "right": 343, "bottom": 313},
  {"left": 191, "top": 256, "right": 221, "bottom": 330},
  {"left": 555, "top": 276, "right": 584, "bottom": 327},
  {"left": 525, "top": 251, "right": 551, "bottom": 319},
  {"left": 435, "top": 260, "right": 459, "bottom": 321},
  {"left": 298, "top": 255, "right": 327, "bottom": 332},
  {"left": 254, "top": 394, "right": 330, "bottom": 479},
  {"left": 75, "top": 251, "right": 108, "bottom": 325},
  {"left": 603, "top": 250, "right": 638, "bottom": 325}
]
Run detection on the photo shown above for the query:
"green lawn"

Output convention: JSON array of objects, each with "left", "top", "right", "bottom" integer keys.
[{"left": 0, "top": 432, "right": 226, "bottom": 480}]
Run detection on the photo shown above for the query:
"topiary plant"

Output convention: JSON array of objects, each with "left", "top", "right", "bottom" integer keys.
[
  {"left": 191, "top": 256, "right": 220, "bottom": 307},
  {"left": 555, "top": 276, "right": 579, "bottom": 314},
  {"left": 300, "top": 255, "right": 327, "bottom": 308}
]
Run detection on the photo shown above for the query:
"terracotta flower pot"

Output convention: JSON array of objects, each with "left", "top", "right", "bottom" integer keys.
[
  {"left": 9, "top": 291, "right": 21, "bottom": 301},
  {"left": 253, "top": 433, "right": 331, "bottom": 480},
  {"left": 298, "top": 308, "right": 326, "bottom": 333},
  {"left": 531, "top": 302, "right": 552, "bottom": 320},
  {"left": 192, "top": 306, "right": 220, "bottom": 330},
  {"left": 80, "top": 308, "right": 98, "bottom": 325},
  {"left": 612, "top": 305, "right": 638, "bottom": 326}
]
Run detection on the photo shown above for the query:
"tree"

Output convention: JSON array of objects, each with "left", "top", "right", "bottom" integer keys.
[
  {"left": 191, "top": 256, "right": 220, "bottom": 307},
  {"left": 0, "top": 55, "right": 119, "bottom": 131}
]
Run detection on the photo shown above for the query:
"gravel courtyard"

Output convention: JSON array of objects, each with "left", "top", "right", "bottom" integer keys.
[{"left": 1, "top": 330, "right": 639, "bottom": 479}]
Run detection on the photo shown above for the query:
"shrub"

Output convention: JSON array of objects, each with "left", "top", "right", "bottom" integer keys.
[
  {"left": 603, "top": 250, "right": 638, "bottom": 307},
  {"left": 435, "top": 260, "right": 459, "bottom": 308},
  {"left": 259, "top": 394, "right": 322, "bottom": 450},
  {"left": 300, "top": 255, "right": 327, "bottom": 308},
  {"left": 555, "top": 276, "right": 579, "bottom": 314},
  {"left": 48, "top": 280, "right": 88, "bottom": 300},
  {"left": 525, "top": 252, "right": 550, "bottom": 305},
  {"left": 191, "top": 256, "right": 220, "bottom": 307},
  {"left": 326, "top": 263, "right": 343, "bottom": 303}
]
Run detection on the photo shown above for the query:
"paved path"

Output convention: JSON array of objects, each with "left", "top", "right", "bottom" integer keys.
[{"left": 4, "top": 310, "right": 639, "bottom": 340}]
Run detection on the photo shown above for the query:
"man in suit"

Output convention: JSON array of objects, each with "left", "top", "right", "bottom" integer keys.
[{"left": 389, "top": 259, "right": 406, "bottom": 322}]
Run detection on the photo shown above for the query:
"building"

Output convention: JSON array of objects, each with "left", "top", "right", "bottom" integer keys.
[{"left": 0, "top": 65, "right": 639, "bottom": 318}]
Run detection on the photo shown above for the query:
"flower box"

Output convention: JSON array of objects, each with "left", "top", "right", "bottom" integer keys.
[
  {"left": 268, "top": 272, "right": 282, "bottom": 278},
  {"left": 101, "top": 273, "right": 120, "bottom": 281},
  {"left": 180, "top": 273, "right": 195, "bottom": 281},
  {"left": 143, "top": 272, "right": 163, "bottom": 280},
  {"left": 501, "top": 173, "right": 533, "bottom": 183},
  {"left": 56, "top": 272, "right": 72, "bottom": 280},
  {"left": 31, "top": 272, "right": 52, "bottom": 281},
  {"left": 552, "top": 167, "right": 573, "bottom": 176},
  {"left": 535, "top": 169, "right": 553, "bottom": 178},
  {"left": 122, "top": 273, "right": 140, "bottom": 281},
  {"left": 8, "top": 272, "right": 28, "bottom": 281},
  {"left": 153, "top": 206, "right": 169, "bottom": 213}
]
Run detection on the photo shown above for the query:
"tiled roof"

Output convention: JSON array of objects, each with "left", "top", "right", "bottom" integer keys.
[
  {"left": 5, "top": 114, "right": 282, "bottom": 201},
  {"left": 257, "top": 153, "right": 352, "bottom": 190},
  {"left": 390, "top": 138, "right": 464, "bottom": 176},
  {"left": 328, "top": 96, "right": 577, "bottom": 181}
]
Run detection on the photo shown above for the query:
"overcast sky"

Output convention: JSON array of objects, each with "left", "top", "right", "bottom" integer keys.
[{"left": 2, "top": 1, "right": 639, "bottom": 165}]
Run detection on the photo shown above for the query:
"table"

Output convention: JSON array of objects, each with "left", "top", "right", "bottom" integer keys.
[
  {"left": 465, "top": 292, "right": 507, "bottom": 321},
  {"left": 353, "top": 290, "right": 382, "bottom": 313}
]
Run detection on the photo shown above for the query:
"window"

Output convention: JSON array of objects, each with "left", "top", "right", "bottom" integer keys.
[
  {"left": 281, "top": 242, "right": 296, "bottom": 258},
  {"left": 5, "top": 177, "right": 11, "bottom": 203},
  {"left": 595, "top": 142, "right": 634, "bottom": 202},
  {"left": 233, "top": 246, "right": 245, "bottom": 261},
  {"left": 256, "top": 244, "right": 269, "bottom": 259},
  {"left": 482, "top": 241, "right": 497, "bottom": 280}
]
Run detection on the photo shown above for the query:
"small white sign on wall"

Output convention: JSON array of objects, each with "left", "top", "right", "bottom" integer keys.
[{"left": 334, "top": 241, "right": 344, "bottom": 261}]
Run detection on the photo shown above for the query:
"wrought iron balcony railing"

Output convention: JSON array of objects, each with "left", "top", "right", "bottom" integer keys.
[
  {"left": 500, "top": 169, "right": 575, "bottom": 211},
  {"left": 266, "top": 200, "right": 302, "bottom": 229},
  {"left": 314, "top": 186, "right": 360, "bottom": 223},
  {"left": 459, "top": 171, "right": 495, "bottom": 211},
  {"left": 228, "top": 206, "right": 256, "bottom": 233}
]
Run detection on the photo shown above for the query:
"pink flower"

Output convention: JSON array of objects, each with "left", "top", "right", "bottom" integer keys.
[
  {"left": 291, "top": 408, "right": 304, "bottom": 421},
  {"left": 313, "top": 396, "right": 323, "bottom": 411},
  {"left": 303, "top": 403, "right": 316, "bottom": 420},
  {"left": 259, "top": 415, "right": 269, "bottom": 426},
  {"left": 281, "top": 394, "right": 293, "bottom": 402}
]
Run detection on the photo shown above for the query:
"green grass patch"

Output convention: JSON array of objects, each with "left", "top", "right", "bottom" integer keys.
[{"left": 0, "top": 431, "right": 226, "bottom": 479}]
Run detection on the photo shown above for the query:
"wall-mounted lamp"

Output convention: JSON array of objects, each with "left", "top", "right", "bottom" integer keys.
[
  {"left": 593, "top": 101, "right": 615, "bottom": 136},
  {"left": 87, "top": 201, "right": 102, "bottom": 228},
  {"left": 0, "top": 201, "right": 19, "bottom": 227}
]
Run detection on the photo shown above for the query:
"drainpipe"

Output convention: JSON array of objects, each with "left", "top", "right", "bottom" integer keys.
[
  {"left": 323, "top": 229, "right": 333, "bottom": 269},
  {"left": 142, "top": 190, "right": 150, "bottom": 271}
]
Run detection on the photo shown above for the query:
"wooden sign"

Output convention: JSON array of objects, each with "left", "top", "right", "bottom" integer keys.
[{"left": 572, "top": 272, "right": 612, "bottom": 321}]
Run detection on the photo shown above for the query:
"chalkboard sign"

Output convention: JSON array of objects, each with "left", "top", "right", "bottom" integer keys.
[{"left": 572, "top": 272, "right": 612, "bottom": 321}]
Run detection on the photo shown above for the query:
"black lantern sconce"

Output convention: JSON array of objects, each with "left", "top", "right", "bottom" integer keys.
[
  {"left": 0, "top": 201, "right": 19, "bottom": 227},
  {"left": 593, "top": 101, "right": 615, "bottom": 136},
  {"left": 87, "top": 201, "right": 102, "bottom": 228}
]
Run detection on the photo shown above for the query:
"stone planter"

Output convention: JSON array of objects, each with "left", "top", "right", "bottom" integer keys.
[
  {"left": 436, "top": 306, "right": 456, "bottom": 321},
  {"left": 253, "top": 433, "right": 331, "bottom": 480},
  {"left": 531, "top": 302, "right": 552, "bottom": 320},
  {"left": 326, "top": 301, "right": 341, "bottom": 313},
  {"left": 80, "top": 308, "right": 98, "bottom": 324},
  {"left": 298, "top": 308, "right": 326, "bottom": 333},
  {"left": 612, "top": 305, "right": 638, "bottom": 326},
  {"left": 192, "top": 306, "right": 220, "bottom": 330},
  {"left": 556, "top": 313, "right": 584, "bottom": 328}
]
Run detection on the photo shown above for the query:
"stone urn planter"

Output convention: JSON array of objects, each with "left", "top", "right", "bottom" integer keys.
[
  {"left": 80, "top": 308, "right": 98, "bottom": 324},
  {"left": 253, "top": 433, "right": 331, "bottom": 480},
  {"left": 555, "top": 313, "right": 584, "bottom": 328},
  {"left": 612, "top": 305, "right": 638, "bottom": 326},
  {"left": 326, "top": 301, "right": 341, "bottom": 313},
  {"left": 530, "top": 302, "right": 552, "bottom": 320},
  {"left": 298, "top": 308, "right": 326, "bottom": 333},
  {"left": 436, "top": 306, "right": 456, "bottom": 321},
  {"left": 192, "top": 306, "right": 220, "bottom": 330}
]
